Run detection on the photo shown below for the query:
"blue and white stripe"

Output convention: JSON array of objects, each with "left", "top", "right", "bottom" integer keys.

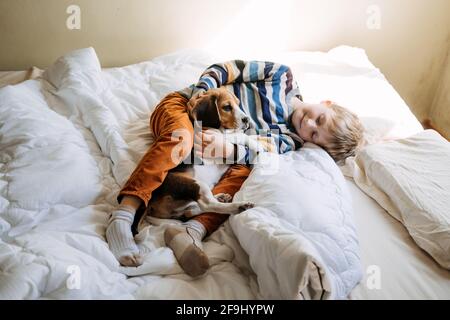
[{"left": 180, "top": 60, "right": 302, "bottom": 155}]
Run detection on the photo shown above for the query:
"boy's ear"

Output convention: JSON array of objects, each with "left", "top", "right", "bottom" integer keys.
[
  {"left": 321, "top": 100, "right": 333, "bottom": 106},
  {"left": 191, "top": 95, "right": 221, "bottom": 128}
]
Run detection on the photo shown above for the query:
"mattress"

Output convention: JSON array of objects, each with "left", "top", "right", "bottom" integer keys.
[{"left": 0, "top": 47, "right": 449, "bottom": 299}]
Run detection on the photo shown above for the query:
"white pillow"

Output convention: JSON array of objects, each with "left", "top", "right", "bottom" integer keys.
[
  {"left": 43, "top": 47, "right": 102, "bottom": 89},
  {"left": 349, "top": 130, "right": 450, "bottom": 269}
]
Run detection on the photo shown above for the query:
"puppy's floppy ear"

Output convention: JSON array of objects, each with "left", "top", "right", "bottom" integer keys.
[
  {"left": 191, "top": 95, "right": 221, "bottom": 128},
  {"left": 233, "top": 94, "right": 240, "bottom": 106}
]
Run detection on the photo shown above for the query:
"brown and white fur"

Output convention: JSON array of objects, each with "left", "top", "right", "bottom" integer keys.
[{"left": 147, "top": 88, "right": 254, "bottom": 220}]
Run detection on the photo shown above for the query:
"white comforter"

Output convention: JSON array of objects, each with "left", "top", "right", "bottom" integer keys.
[{"left": 0, "top": 47, "right": 362, "bottom": 299}]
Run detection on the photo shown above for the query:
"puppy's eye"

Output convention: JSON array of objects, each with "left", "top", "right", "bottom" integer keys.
[{"left": 222, "top": 105, "right": 232, "bottom": 112}]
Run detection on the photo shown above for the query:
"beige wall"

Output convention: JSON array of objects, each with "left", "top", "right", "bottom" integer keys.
[
  {"left": 0, "top": 0, "right": 449, "bottom": 132},
  {"left": 431, "top": 46, "right": 450, "bottom": 139}
]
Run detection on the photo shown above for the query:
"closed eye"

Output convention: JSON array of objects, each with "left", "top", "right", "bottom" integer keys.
[
  {"left": 222, "top": 105, "right": 232, "bottom": 112},
  {"left": 316, "top": 114, "right": 324, "bottom": 126}
]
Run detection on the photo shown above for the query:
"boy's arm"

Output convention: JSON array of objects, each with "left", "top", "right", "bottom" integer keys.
[
  {"left": 192, "top": 60, "right": 292, "bottom": 96},
  {"left": 227, "top": 131, "right": 301, "bottom": 164}
]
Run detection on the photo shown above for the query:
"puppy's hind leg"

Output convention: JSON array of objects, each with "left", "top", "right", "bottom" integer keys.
[
  {"left": 176, "top": 202, "right": 202, "bottom": 218},
  {"left": 196, "top": 181, "right": 254, "bottom": 215},
  {"left": 214, "top": 193, "right": 232, "bottom": 203}
]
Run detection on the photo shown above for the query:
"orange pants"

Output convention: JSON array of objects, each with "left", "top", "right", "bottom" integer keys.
[{"left": 119, "top": 92, "right": 251, "bottom": 236}]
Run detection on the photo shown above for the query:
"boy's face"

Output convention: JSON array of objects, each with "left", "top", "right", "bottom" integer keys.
[{"left": 291, "top": 99, "right": 334, "bottom": 147}]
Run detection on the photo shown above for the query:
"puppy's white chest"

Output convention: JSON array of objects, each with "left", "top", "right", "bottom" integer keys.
[{"left": 192, "top": 164, "right": 229, "bottom": 189}]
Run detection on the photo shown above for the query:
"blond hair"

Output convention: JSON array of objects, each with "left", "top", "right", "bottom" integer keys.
[{"left": 324, "top": 104, "right": 364, "bottom": 164}]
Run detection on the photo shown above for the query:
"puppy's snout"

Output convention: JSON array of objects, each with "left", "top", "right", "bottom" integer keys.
[
  {"left": 240, "top": 116, "right": 251, "bottom": 130},
  {"left": 241, "top": 116, "right": 252, "bottom": 130}
]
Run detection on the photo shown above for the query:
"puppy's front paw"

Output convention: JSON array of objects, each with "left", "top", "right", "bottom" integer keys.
[
  {"left": 119, "top": 253, "right": 143, "bottom": 267},
  {"left": 215, "top": 193, "right": 233, "bottom": 203},
  {"left": 237, "top": 202, "right": 255, "bottom": 212}
]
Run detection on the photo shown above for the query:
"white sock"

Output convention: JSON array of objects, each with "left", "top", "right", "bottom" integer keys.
[
  {"left": 106, "top": 206, "right": 140, "bottom": 261},
  {"left": 164, "top": 219, "right": 209, "bottom": 277},
  {"left": 184, "top": 220, "right": 207, "bottom": 241}
]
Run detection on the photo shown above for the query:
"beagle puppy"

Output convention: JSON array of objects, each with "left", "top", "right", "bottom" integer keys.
[
  {"left": 147, "top": 88, "right": 254, "bottom": 220},
  {"left": 187, "top": 87, "right": 250, "bottom": 131}
]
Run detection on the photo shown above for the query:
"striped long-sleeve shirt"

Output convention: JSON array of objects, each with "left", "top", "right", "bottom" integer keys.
[{"left": 179, "top": 60, "right": 303, "bottom": 161}]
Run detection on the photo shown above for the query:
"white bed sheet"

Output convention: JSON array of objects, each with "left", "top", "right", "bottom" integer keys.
[
  {"left": 0, "top": 47, "right": 449, "bottom": 299},
  {"left": 0, "top": 71, "right": 29, "bottom": 88},
  {"left": 347, "top": 179, "right": 450, "bottom": 299},
  {"left": 0, "top": 68, "right": 43, "bottom": 88}
]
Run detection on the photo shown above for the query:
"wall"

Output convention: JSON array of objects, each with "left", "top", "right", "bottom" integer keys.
[
  {"left": 430, "top": 46, "right": 450, "bottom": 139},
  {"left": 0, "top": 0, "right": 449, "bottom": 131}
]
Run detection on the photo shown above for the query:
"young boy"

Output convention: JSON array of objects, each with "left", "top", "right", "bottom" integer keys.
[{"left": 106, "top": 60, "right": 364, "bottom": 276}]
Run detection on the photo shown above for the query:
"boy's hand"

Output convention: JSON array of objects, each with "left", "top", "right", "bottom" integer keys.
[
  {"left": 187, "top": 91, "right": 206, "bottom": 112},
  {"left": 194, "top": 129, "right": 234, "bottom": 160}
]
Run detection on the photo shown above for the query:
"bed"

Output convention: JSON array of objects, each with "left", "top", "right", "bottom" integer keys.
[{"left": 0, "top": 46, "right": 449, "bottom": 299}]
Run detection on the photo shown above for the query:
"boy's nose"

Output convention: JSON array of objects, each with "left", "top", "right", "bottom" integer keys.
[{"left": 306, "top": 118, "right": 316, "bottom": 129}]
